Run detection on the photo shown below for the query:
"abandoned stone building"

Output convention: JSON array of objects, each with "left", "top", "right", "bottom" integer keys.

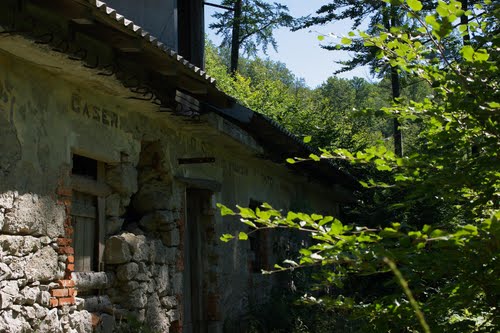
[{"left": 0, "top": 0, "right": 356, "bottom": 332}]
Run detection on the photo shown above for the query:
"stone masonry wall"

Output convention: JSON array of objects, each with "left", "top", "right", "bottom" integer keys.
[
  {"left": 0, "top": 191, "right": 93, "bottom": 333},
  {"left": 102, "top": 141, "right": 183, "bottom": 332}
]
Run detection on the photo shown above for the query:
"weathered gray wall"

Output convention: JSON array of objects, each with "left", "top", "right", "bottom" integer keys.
[{"left": 0, "top": 37, "right": 342, "bottom": 333}]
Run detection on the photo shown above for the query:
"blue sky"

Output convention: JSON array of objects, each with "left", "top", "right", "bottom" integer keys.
[{"left": 205, "top": 0, "right": 374, "bottom": 88}]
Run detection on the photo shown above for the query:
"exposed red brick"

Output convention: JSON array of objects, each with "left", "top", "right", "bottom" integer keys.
[
  {"left": 64, "top": 217, "right": 73, "bottom": 227},
  {"left": 57, "top": 187, "right": 72, "bottom": 197},
  {"left": 176, "top": 256, "right": 184, "bottom": 271},
  {"left": 57, "top": 279, "right": 75, "bottom": 288},
  {"left": 67, "top": 255, "right": 74, "bottom": 264},
  {"left": 58, "top": 246, "right": 74, "bottom": 255},
  {"left": 207, "top": 293, "right": 221, "bottom": 320},
  {"left": 64, "top": 227, "right": 74, "bottom": 237},
  {"left": 58, "top": 198, "right": 71, "bottom": 209},
  {"left": 57, "top": 238, "right": 72, "bottom": 247},
  {"left": 50, "top": 288, "right": 69, "bottom": 297},
  {"left": 68, "top": 288, "right": 77, "bottom": 297},
  {"left": 49, "top": 297, "right": 59, "bottom": 308},
  {"left": 66, "top": 264, "right": 75, "bottom": 272},
  {"left": 91, "top": 313, "right": 101, "bottom": 327},
  {"left": 58, "top": 296, "right": 75, "bottom": 306}
]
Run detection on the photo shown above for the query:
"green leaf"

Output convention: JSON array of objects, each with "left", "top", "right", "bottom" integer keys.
[
  {"left": 238, "top": 232, "right": 248, "bottom": 240},
  {"left": 380, "top": 228, "right": 401, "bottom": 238},
  {"left": 311, "top": 213, "right": 323, "bottom": 221},
  {"left": 317, "top": 35, "right": 325, "bottom": 41},
  {"left": 220, "top": 234, "right": 234, "bottom": 242},
  {"left": 286, "top": 158, "right": 296, "bottom": 164},
  {"left": 407, "top": 0, "right": 423, "bottom": 11},
  {"left": 261, "top": 202, "right": 273, "bottom": 209},
  {"left": 341, "top": 37, "right": 352, "bottom": 45},
  {"left": 309, "top": 154, "right": 321, "bottom": 161},
  {"left": 319, "top": 216, "right": 334, "bottom": 226},
  {"left": 474, "top": 49, "right": 489, "bottom": 61},
  {"left": 330, "top": 219, "right": 343, "bottom": 235},
  {"left": 217, "top": 204, "right": 235, "bottom": 216},
  {"left": 237, "top": 206, "right": 256, "bottom": 219},
  {"left": 376, "top": 164, "right": 392, "bottom": 171},
  {"left": 461, "top": 45, "right": 474, "bottom": 61},
  {"left": 303, "top": 136, "right": 312, "bottom": 143},
  {"left": 241, "top": 219, "right": 257, "bottom": 228}
]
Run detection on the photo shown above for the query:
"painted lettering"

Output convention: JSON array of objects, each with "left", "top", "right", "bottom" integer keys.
[
  {"left": 70, "top": 93, "right": 120, "bottom": 129},
  {"left": 82, "top": 103, "right": 90, "bottom": 118},
  {"left": 101, "top": 108, "right": 110, "bottom": 125},
  {"left": 92, "top": 106, "right": 101, "bottom": 121},
  {"left": 71, "top": 93, "right": 81, "bottom": 113},
  {"left": 109, "top": 111, "right": 119, "bottom": 128}
]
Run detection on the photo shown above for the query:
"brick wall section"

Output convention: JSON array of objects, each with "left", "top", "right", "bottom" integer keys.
[
  {"left": 176, "top": 201, "right": 185, "bottom": 272},
  {"left": 50, "top": 183, "right": 77, "bottom": 308}
]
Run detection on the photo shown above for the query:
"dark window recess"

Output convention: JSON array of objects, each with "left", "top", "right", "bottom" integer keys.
[
  {"left": 249, "top": 200, "right": 269, "bottom": 273},
  {"left": 72, "top": 154, "right": 97, "bottom": 179}
]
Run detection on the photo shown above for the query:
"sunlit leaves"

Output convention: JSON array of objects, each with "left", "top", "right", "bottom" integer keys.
[
  {"left": 461, "top": 46, "right": 490, "bottom": 62},
  {"left": 341, "top": 37, "right": 352, "bottom": 45},
  {"left": 406, "top": 0, "right": 423, "bottom": 12},
  {"left": 220, "top": 234, "right": 234, "bottom": 242},
  {"left": 215, "top": 2, "right": 500, "bottom": 331},
  {"left": 216, "top": 203, "right": 235, "bottom": 216}
]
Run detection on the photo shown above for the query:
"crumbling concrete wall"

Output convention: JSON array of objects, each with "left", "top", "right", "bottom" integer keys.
[
  {"left": 0, "top": 42, "right": 342, "bottom": 333},
  {"left": 0, "top": 54, "right": 95, "bottom": 332}
]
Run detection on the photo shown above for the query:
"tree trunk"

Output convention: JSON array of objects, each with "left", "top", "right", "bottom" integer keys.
[
  {"left": 230, "top": 0, "right": 242, "bottom": 74},
  {"left": 384, "top": 3, "right": 403, "bottom": 157},
  {"left": 460, "top": 0, "right": 470, "bottom": 45},
  {"left": 391, "top": 66, "right": 403, "bottom": 157}
]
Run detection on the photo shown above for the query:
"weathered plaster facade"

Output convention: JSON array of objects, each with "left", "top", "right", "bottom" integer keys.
[{"left": 0, "top": 2, "right": 354, "bottom": 332}]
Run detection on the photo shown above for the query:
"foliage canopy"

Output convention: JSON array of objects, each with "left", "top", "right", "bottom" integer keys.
[{"left": 215, "top": 0, "right": 500, "bottom": 332}]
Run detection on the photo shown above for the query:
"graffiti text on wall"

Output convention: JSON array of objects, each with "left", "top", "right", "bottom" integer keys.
[
  {"left": 71, "top": 93, "right": 120, "bottom": 129},
  {"left": 0, "top": 78, "right": 15, "bottom": 124}
]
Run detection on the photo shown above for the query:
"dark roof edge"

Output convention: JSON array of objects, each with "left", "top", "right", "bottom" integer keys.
[{"left": 204, "top": 101, "right": 360, "bottom": 190}]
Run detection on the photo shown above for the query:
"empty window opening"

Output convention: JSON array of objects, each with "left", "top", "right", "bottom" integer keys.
[{"left": 72, "top": 154, "right": 97, "bottom": 179}]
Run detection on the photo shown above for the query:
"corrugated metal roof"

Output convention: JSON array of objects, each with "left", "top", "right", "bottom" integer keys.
[
  {"left": 77, "top": 1, "right": 359, "bottom": 190},
  {"left": 87, "top": 0, "right": 216, "bottom": 85}
]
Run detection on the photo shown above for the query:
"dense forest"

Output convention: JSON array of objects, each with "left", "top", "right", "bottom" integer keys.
[
  {"left": 209, "top": 0, "right": 499, "bottom": 332},
  {"left": 205, "top": 40, "right": 431, "bottom": 154}
]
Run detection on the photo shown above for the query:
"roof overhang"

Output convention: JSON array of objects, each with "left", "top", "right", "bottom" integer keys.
[{"left": 0, "top": 0, "right": 360, "bottom": 197}]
